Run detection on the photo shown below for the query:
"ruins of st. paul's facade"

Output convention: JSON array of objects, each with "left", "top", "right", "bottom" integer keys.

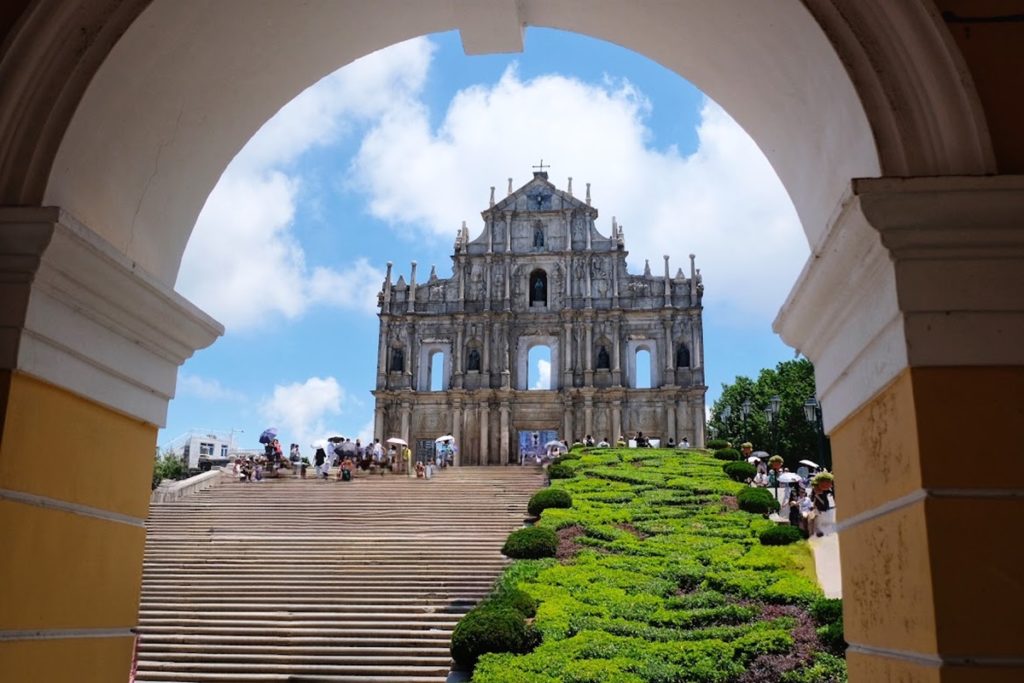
[{"left": 373, "top": 170, "right": 706, "bottom": 465}]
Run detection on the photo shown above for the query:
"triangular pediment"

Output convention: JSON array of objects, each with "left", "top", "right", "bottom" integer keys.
[{"left": 487, "top": 173, "right": 594, "bottom": 216}]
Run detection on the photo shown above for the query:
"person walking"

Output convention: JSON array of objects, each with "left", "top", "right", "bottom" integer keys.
[{"left": 402, "top": 444, "right": 413, "bottom": 478}]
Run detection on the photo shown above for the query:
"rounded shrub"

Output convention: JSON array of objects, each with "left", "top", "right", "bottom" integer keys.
[
  {"left": 502, "top": 526, "right": 558, "bottom": 559},
  {"left": 450, "top": 606, "right": 535, "bottom": 666},
  {"left": 723, "top": 460, "right": 756, "bottom": 482},
  {"left": 713, "top": 447, "right": 741, "bottom": 462},
  {"left": 810, "top": 597, "right": 843, "bottom": 626},
  {"left": 737, "top": 487, "right": 781, "bottom": 514},
  {"left": 816, "top": 620, "right": 847, "bottom": 654},
  {"left": 527, "top": 487, "right": 573, "bottom": 517},
  {"left": 546, "top": 463, "right": 575, "bottom": 479},
  {"left": 705, "top": 438, "right": 731, "bottom": 450},
  {"left": 759, "top": 524, "right": 804, "bottom": 546},
  {"left": 487, "top": 587, "right": 537, "bottom": 618}
]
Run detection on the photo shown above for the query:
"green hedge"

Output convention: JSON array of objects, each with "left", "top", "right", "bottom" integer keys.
[
  {"left": 528, "top": 488, "right": 573, "bottom": 517},
  {"left": 705, "top": 438, "right": 731, "bottom": 450},
  {"left": 450, "top": 606, "right": 536, "bottom": 666},
  {"left": 723, "top": 461, "right": 756, "bottom": 482},
  {"left": 759, "top": 524, "right": 804, "bottom": 546},
  {"left": 486, "top": 587, "right": 537, "bottom": 618},
  {"left": 546, "top": 463, "right": 575, "bottom": 479},
  {"left": 713, "top": 448, "right": 741, "bottom": 461},
  {"left": 502, "top": 527, "right": 558, "bottom": 559},
  {"left": 737, "top": 487, "right": 781, "bottom": 514}
]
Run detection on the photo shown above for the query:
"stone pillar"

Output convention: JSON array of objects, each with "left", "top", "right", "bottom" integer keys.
[
  {"left": 483, "top": 324, "right": 491, "bottom": 376},
  {"left": 584, "top": 325, "right": 593, "bottom": 384},
  {"left": 585, "top": 255, "right": 592, "bottom": 309},
  {"left": 483, "top": 256, "right": 492, "bottom": 310},
  {"left": 376, "top": 319, "right": 388, "bottom": 386},
  {"left": 612, "top": 255, "right": 619, "bottom": 307},
  {"left": 383, "top": 260, "right": 393, "bottom": 314},
  {"left": 400, "top": 402, "right": 411, "bottom": 445},
  {"left": 611, "top": 400, "right": 622, "bottom": 443},
  {"left": 451, "top": 401, "right": 462, "bottom": 466},
  {"left": 457, "top": 256, "right": 465, "bottom": 311},
  {"left": 454, "top": 324, "right": 464, "bottom": 389},
  {"left": 504, "top": 256, "right": 511, "bottom": 311},
  {"left": 479, "top": 402, "right": 489, "bottom": 465},
  {"left": 583, "top": 396, "right": 593, "bottom": 439},
  {"left": 0, "top": 209, "right": 221, "bottom": 677},
  {"left": 374, "top": 404, "right": 385, "bottom": 442},
  {"left": 612, "top": 319, "right": 622, "bottom": 387},
  {"left": 504, "top": 211, "right": 512, "bottom": 252},
  {"left": 774, "top": 177, "right": 1024, "bottom": 683},
  {"left": 408, "top": 261, "right": 417, "bottom": 313},
  {"left": 563, "top": 210, "right": 572, "bottom": 251},
  {"left": 691, "top": 397, "right": 704, "bottom": 447},
  {"left": 663, "top": 320, "right": 675, "bottom": 382},
  {"left": 565, "top": 255, "right": 573, "bottom": 300},
  {"left": 562, "top": 322, "right": 573, "bottom": 388},
  {"left": 499, "top": 401, "right": 510, "bottom": 465},
  {"left": 664, "top": 398, "right": 676, "bottom": 442},
  {"left": 562, "top": 401, "right": 573, "bottom": 442}
]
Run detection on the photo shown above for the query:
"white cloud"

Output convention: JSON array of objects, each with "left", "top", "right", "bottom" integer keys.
[
  {"left": 177, "top": 373, "right": 247, "bottom": 402},
  {"left": 531, "top": 359, "right": 551, "bottom": 390},
  {"left": 177, "top": 38, "right": 431, "bottom": 329},
  {"left": 260, "top": 376, "right": 345, "bottom": 448},
  {"left": 350, "top": 66, "right": 807, "bottom": 320}
]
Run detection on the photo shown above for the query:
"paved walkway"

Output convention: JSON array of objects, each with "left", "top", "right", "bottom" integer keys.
[
  {"left": 810, "top": 531, "right": 842, "bottom": 599},
  {"left": 136, "top": 466, "right": 544, "bottom": 682}
]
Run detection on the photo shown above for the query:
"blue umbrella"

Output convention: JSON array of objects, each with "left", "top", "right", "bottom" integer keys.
[{"left": 259, "top": 428, "right": 278, "bottom": 444}]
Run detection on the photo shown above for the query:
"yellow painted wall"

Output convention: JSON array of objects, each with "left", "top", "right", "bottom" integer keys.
[
  {"left": 0, "top": 636, "right": 134, "bottom": 683},
  {"left": 0, "top": 372, "right": 156, "bottom": 519}
]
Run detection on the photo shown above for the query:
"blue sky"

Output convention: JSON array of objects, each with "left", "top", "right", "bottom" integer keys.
[{"left": 164, "top": 29, "right": 806, "bottom": 451}]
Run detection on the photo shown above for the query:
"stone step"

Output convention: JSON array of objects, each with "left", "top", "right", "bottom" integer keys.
[{"left": 137, "top": 468, "right": 543, "bottom": 679}]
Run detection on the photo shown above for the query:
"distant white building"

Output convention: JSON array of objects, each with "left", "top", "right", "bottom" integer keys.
[{"left": 162, "top": 429, "right": 241, "bottom": 470}]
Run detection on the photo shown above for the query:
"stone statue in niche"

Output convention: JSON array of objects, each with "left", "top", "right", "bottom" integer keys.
[
  {"left": 390, "top": 347, "right": 405, "bottom": 373},
  {"left": 533, "top": 221, "right": 545, "bottom": 247},
  {"left": 676, "top": 345, "right": 690, "bottom": 368},
  {"left": 596, "top": 345, "right": 611, "bottom": 370},
  {"left": 467, "top": 348, "right": 481, "bottom": 371}
]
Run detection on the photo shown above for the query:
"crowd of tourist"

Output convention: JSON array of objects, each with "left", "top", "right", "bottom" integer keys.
[{"left": 738, "top": 441, "right": 836, "bottom": 537}]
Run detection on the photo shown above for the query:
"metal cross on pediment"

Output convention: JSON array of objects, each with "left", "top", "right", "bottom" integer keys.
[{"left": 532, "top": 159, "right": 550, "bottom": 173}]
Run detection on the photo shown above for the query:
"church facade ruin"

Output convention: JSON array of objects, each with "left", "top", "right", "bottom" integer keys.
[{"left": 372, "top": 170, "right": 706, "bottom": 465}]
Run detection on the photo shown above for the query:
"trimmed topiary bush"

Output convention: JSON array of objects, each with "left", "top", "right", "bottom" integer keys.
[
  {"left": 487, "top": 587, "right": 537, "bottom": 618},
  {"left": 723, "top": 460, "right": 756, "bottom": 482},
  {"left": 527, "top": 487, "right": 573, "bottom": 517},
  {"left": 546, "top": 463, "right": 575, "bottom": 479},
  {"left": 450, "top": 606, "right": 536, "bottom": 666},
  {"left": 816, "top": 620, "right": 847, "bottom": 654},
  {"left": 502, "top": 526, "right": 558, "bottom": 559},
  {"left": 811, "top": 597, "right": 843, "bottom": 626},
  {"left": 713, "top": 447, "right": 741, "bottom": 461},
  {"left": 737, "top": 486, "right": 781, "bottom": 514},
  {"left": 705, "top": 438, "right": 731, "bottom": 450},
  {"left": 759, "top": 524, "right": 804, "bottom": 546}
]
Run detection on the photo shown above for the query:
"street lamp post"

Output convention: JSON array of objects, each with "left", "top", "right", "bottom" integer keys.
[
  {"left": 765, "top": 395, "right": 781, "bottom": 454},
  {"left": 740, "top": 399, "right": 751, "bottom": 440},
  {"left": 802, "top": 397, "right": 830, "bottom": 470},
  {"left": 721, "top": 405, "right": 732, "bottom": 441}
]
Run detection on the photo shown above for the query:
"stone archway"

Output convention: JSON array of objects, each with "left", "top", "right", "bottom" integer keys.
[{"left": 1, "top": 3, "right": 1021, "bottom": 682}]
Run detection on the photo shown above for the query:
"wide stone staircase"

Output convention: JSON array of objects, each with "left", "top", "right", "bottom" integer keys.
[{"left": 135, "top": 467, "right": 544, "bottom": 682}]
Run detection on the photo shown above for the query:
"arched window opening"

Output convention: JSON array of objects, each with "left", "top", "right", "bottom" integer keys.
[
  {"left": 635, "top": 349, "right": 652, "bottom": 389},
  {"left": 533, "top": 221, "right": 545, "bottom": 248},
  {"left": 429, "top": 352, "right": 445, "bottom": 391},
  {"left": 676, "top": 344, "right": 690, "bottom": 368},
  {"left": 390, "top": 347, "right": 404, "bottom": 373},
  {"left": 528, "top": 345, "right": 552, "bottom": 390},
  {"left": 596, "top": 344, "right": 611, "bottom": 370},
  {"left": 466, "top": 347, "right": 481, "bottom": 372},
  {"left": 529, "top": 269, "right": 548, "bottom": 306}
]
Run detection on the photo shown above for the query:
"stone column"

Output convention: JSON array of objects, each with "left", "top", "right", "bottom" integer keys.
[
  {"left": 504, "top": 211, "right": 512, "bottom": 252},
  {"left": 376, "top": 319, "right": 388, "bottom": 387},
  {"left": 663, "top": 254, "right": 672, "bottom": 307},
  {"left": 454, "top": 324, "right": 464, "bottom": 389},
  {"left": 585, "top": 255, "right": 592, "bottom": 309},
  {"left": 612, "top": 318, "right": 622, "bottom": 386},
  {"left": 451, "top": 401, "right": 463, "bottom": 466},
  {"left": 479, "top": 402, "right": 490, "bottom": 465},
  {"left": 691, "top": 397, "right": 704, "bottom": 447},
  {"left": 565, "top": 255, "right": 573, "bottom": 300},
  {"left": 612, "top": 255, "right": 619, "bottom": 307},
  {"left": 383, "top": 260, "right": 393, "bottom": 314},
  {"left": 584, "top": 325, "right": 593, "bottom": 384},
  {"left": 664, "top": 398, "right": 676, "bottom": 442},
  {"left": 611, "top": 400, "right": 622, "bottom": 443},
  {"left": 408, "top": 261, "right": 417, "bottom": 313},
  {"left": 664, "top": 320, "right": 675, "bottom": 382},
  {"left": 504, "top": 256, "right": 511, "bottom": 311},
  {"left": 483, "top": 324, "right": 491, "bottom": 376},
  {"left": 583, "top": 396, "right": 593, "bottom": 439},
  {"left": 499, "top": 401, "right": 510, "bottom": 464},
  {"left": 400, "top": 402, "right": 411, "bottom": 446},
  {"left": 562, "top": 321, "right": 573, "bottom": 388},
  {"left": 773, "top": 177, "right": 1024, "bottom": 683},
  {"left": 562, "top": 401, "right": 573, "bottom": 441},
  {"left": 374, "top": 404, "right": 385, "bottom": 442},
  {"left": 483, "top": 256, "right": 491, "bottom": 310}
]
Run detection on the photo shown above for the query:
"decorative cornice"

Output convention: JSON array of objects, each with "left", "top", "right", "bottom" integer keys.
[{"left": 0, "top": 207, "right": 222, "bottom": 425}]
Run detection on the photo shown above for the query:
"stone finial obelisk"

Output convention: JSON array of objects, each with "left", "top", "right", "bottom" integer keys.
[
  {"left": 664, "top": 255, "right": 672, "bottom": 305},
  {"left": 383, "top": 261, "right": 393, "bottom": 314},
  {"left": 586, "top": 183, "right": 591, "bottom": 205},
  {"left": 567, "top": 177, "right": 573, "bottom": 197},
  {"left": 489, "top": 186, "right": 495, "bottom": 207},
  {"left": 408, "top": 261, "right": 417, "bottom": 313}
]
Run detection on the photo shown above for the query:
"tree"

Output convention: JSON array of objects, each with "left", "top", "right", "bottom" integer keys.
[
  {"left": 152, "top": 448, "right": 187, "bottom": 489},
  {"left": 708, "top": 358, "right": 828, "bottom": 469}
]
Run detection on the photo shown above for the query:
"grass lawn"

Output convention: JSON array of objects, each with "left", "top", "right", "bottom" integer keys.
[{"left": 465, "top": 448, "right": 846, "bottom": 683}]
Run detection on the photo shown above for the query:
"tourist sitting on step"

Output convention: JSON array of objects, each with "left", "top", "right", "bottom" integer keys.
[{"left": 338, "top": 456, "right": 354, "bottom": 482}]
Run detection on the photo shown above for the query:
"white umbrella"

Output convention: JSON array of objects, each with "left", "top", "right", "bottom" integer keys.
[
  {"left": 799, "top": 459, "right": 820, "bottom": 469},
  {"left": 545, "top": 440, "right": 567, "bottom": 450},
  {"left": 386, "top": 437, "right": 408, "bottom": 446},
  {"left": 751, "top": 450, "right": 770, "bottom": 459},
  {"left": 778, "top": 472, "right": 802, "bottom": 483},
  {"left": 435, "top": 435, "right": 455, "bottom": 443},
  {"left": 311, "top": 439, "right": 327, "bottom": 449},
  {"left": 747, "top": 455, "right": 761, "bottom": 463}
]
